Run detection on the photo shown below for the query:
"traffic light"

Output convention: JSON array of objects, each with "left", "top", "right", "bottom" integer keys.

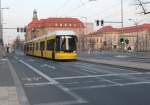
[
  {"left": 17, "top": 27, "right": 20, "bottom": 32},
  {"left": 125, "top": 39, "right": 129, "bottom": 44},
  {"left": 120, "top": 38, "right": 124, "bottom": 44},
  {"left": 101, "top": 20, "right": 104, "bottom": 26},
  {"left": 96, "top": 20, "right": 99, "bottom": 26},
  {"left": 24, "top": 27, "right": 27, "bottom": 32},
  {"left": 21, "top": 28, "right": 24, "bottom": 32},
  {"left": 103, "top": 41, "right": 107, "bottom": 46}
]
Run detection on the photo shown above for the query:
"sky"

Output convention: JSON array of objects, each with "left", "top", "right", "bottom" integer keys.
[{"left": 2, "top": 0, "right": 150, "bottom": 44}]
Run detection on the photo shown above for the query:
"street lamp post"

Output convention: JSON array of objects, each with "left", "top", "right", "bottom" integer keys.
[
  {"left": 120, "top": 0, "right": 124, "bottom": 56},
  {"left": 1, "top": 7, "right": 9, "bottom": 44},
  {"left": 0, "top": 0, "right": 9, "bottom": 58},
  {"left": 0, "top": 0, "right": 3, "bottom": 58}
]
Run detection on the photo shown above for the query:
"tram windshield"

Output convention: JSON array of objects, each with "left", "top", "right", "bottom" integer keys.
[{"left": 56, "top": 36, "right": 77, "bottom": 52}]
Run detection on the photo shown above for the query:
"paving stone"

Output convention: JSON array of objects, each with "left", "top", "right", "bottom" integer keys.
[{"left": 0, "top": 87, "right": 20, "bottom": 105}]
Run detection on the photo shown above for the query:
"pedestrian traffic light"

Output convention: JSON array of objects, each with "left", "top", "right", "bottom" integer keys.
[
  {"left": 103, "top": 41, "right": 107, "bottom": 46},
  {"left": 21, "top": 28, "right": 24, "bottom": 32},
  {"left": 125, "top": 39, "right": 129, "bottom": 44},
  {"left": 120, "top": 38, "right": 124, "bottom": 44},
  {"left": 101, "top": 20, "right": 104, "bottom": 26},
  {"left": 17, "top": 27, "right": 20, "bottom": 32},
  {"left": 96, "top": 20, "right": 99, "bottom": 26},
  {"left": 24, "top": 27, "right": 27, "bottom": 32}
]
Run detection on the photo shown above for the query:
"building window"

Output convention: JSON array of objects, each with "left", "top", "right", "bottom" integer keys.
[
  {"left": 69, "top": 24, "right": 72, "bottom": 27},
  {"left": 55, "top": 23, "right": 58, "bottom": 27},
  {"left": 64, "top": 24, "right": 67, "bottom": 27},
  {"left": 74, "top": 24, "right": 77, "bottom": 27},
  {"left": 60, "top": 24, "right": 63, "bottom": 27}
]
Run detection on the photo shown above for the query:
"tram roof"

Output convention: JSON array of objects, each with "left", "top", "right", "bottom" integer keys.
[
  {"left": 25, "top": 30, "right": 76, "bottom": 43},
  {"left": 48, "top": 30, "right": 76, "bottom": 36}
]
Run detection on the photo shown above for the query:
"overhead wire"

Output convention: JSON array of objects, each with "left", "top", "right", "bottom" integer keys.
[
  {"left": 63, "top": 0, "right": 93, "bottom": 16},
  {"left": 54, "top": 0, "right": 72, "bottom": 17}
]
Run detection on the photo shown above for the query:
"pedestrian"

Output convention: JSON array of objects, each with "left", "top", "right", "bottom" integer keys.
[
  {"left": 7, "top": 46, "right": 9, "bottom": 53},
  {"left": 128, "top": 46, "right": 131, "bottom": 52}
]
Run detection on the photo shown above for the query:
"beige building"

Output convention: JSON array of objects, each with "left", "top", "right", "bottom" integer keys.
[
  {"left": 25, "top": 10, "right": 85, "bottom": 50},
  {"left": 84, "top": 24, "right": 150, "bottom": 52}
]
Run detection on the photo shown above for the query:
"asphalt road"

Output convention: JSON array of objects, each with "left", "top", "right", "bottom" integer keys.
[{"left": 8, "top": 51, "right": 150, "bottom": 105}]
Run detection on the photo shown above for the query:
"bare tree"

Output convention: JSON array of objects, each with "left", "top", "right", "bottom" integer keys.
[{"left": 136, "top": 0, "right": 150, "bottom": 14}]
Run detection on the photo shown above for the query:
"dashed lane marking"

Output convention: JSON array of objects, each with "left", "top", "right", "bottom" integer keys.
[
  {"left": 24, "top": 82, "right": 52, "bottom": 87},
  {"left": 21, "top": 77, "right": 42, "bottom": 82},
  {"left": 40, "top": 64, "right": 56, "bottom": 70},
  {"left": 0, "top": 58, "right": 8, "bottom": 61},
  {"left": 35, "top": 100, "right": 84, "bottom": 105},
  {"left": 100, "top": 77, "right": 122, "bottom": 86},
  {"left": 19, "top": 60, "right": 87, "bottom": 105},
  {"left": 80, "top": 68, "right": 98, "bottom": 74},
  {"left": 28, "top": 59, "right": 35, "bottom": 62}
]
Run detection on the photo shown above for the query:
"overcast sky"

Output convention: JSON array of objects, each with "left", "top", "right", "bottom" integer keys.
[{"left": 2, "top": 0, "right": 150, "bottom": 44}]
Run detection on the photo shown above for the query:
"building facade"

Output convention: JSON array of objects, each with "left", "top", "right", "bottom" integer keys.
[{"left": 85, "top": 24, "right": 150, "bottom": 52}]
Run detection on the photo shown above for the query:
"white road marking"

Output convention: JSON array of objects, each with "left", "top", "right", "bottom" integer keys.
[
  {"left": 14, "top": 56, "right": 19, "bottom": 60},
  {"left": 19, "top": 60, "right": 58, "bottom": 85},
  {"left": 101, "top": 77, "right": 122, "bottom": 86},
  {"left": 21, "top": 77, "right": 42, "bottom": 81},
  {"left": 61, "top": 82, "right": 80, "bottom": 85},
  {"left": 80, "top": 68, "right": 98, "bottom": 74},
  {"left": 70, "top": 81, "right": 150, "bottom": 90},
  {"left": 0, "top": 58, "right": 8, "bottom": 61},
  {"left": 53, "top": 72, "right": 150, "bottom": 80},
  {"left": 19, "top": 60, "right": 87, "bottom": 104},
  {"left": 28, "top": 59, "right": 35, "bottom": 62},
  {"left": 35, "top": 100, "right": 84, "bottom": 105},
  {"left": 40, "top": 64, "right": 56, "bottom": 70},
  {"left": 24, "top": 82, "right": 52, "bottom": 87}
]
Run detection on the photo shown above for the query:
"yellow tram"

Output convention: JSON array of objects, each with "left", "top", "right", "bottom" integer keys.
[{"left": 24, "top": 30, "right": 78, "bottom": 60}]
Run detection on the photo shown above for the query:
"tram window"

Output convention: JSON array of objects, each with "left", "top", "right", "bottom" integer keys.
[
  {"left": 32, "top": 43, "right": 35, "bottom": 50},
  {"left": 47, "top": 39, "right": 55, "bottom": 50},
  {"left": 30, "top": 43, "right": 32, "bottom": 51},
  {"left": 36, "top": 43, "right": 39, "bottom": 50},
  {"left": 40, "top": 41, "right": 45, "bottom": 50},
  {"left": 26, "top": 44, "right": 29, "bottom": 51}
]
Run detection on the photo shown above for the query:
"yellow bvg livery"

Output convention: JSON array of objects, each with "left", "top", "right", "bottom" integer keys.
[{"left": 24, "top": 30, "right": 77, "bottom": 60}]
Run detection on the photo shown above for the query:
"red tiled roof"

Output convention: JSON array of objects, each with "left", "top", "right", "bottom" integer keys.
[
  {"left": 98, "top": 26, "right": 118, "bottom": 33},
  {"left": 44, "top": 18, "right": 82, "bottom": 23},
  {"left": 97, "top": 23, "right": 150, "bottom": 33},
  {"left": 28, "top": 17, "right": 84, "bottom": 32}
]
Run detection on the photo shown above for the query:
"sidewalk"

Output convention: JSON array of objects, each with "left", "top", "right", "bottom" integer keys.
[
  {"left": 0, "top": 58, "right": 20, "bottom": 105},
  {"left": 78, "top": 50, "right": 150, "bottom": 59},
  {"left": 78, "top": 51, "right": 150, "bottom": 71}
]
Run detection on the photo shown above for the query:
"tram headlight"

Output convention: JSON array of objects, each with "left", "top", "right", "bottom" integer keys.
[{"left": 73, "top": 51, "right": 77, "bottom": 53}]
